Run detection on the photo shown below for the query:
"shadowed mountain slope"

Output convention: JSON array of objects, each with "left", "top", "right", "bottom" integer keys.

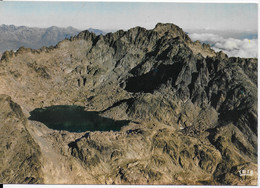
[{"left": 0, "top": 23, "right": 257, "bottom": 185}]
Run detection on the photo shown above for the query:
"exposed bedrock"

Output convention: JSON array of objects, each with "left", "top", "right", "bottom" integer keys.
[{"left": 0, "top": 23, "right": 257, "bottom": 185}]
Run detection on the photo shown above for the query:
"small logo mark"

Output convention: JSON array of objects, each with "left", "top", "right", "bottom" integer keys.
[{"left": 239, "top": 169, "right": 253, "bottom": 176}]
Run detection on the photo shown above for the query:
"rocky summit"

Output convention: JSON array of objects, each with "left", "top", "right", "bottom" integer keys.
[{"left": 0, "top": 23, "right": 257, "bottom": 185}]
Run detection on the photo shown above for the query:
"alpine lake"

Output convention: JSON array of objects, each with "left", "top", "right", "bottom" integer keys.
[{"left": 29, "top": 105, "right": 129, "bottom": 132}]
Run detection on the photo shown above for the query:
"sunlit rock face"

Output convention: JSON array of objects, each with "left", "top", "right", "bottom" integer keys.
[{"left": 0, "top": 23, "right": 257, "bottom": 185}]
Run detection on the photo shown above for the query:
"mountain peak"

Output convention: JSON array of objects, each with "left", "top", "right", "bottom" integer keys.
[
  {"left": 154, "top": 22, "right": 179, "bottom": 30},
  {"left": 153, "top": 23, "right": 187, "bottom": 38}
]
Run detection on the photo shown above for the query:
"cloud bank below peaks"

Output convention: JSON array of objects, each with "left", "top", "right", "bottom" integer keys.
[{"left": 188, "top": 32, "right": 258, "bottom": 58}]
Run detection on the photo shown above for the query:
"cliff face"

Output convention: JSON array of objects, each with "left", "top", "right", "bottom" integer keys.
[{"left": 0, "top": 23, "right": 257, "bottom": 185}]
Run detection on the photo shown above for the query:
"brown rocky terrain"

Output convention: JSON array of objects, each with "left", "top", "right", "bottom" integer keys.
[{"left": 0, "top": 23, "right": 257, "bottom": 185}]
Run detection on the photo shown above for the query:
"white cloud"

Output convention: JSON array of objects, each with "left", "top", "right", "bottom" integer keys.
[
  {"left": 189, "top": 33, "right": 258, "bottom": 58},
  {"left": 188, "top": 33, "right": 224, "bottom": 43}
]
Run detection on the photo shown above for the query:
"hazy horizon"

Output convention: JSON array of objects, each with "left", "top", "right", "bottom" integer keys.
[
  {"left": 0, "top": 23, "right": 258, "bottom": 35},
  {"left": 0, "top": 2, "right": 257, "bottom": 32}
]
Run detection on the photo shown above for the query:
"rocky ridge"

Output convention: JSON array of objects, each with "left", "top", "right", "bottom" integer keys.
[{"left": 0, "top": 23, "right": 257, "bottom": 185}]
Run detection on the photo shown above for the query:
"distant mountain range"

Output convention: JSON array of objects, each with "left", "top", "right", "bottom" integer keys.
[{"left": 0, "top": 25, "right": 106, "bottom": 53}]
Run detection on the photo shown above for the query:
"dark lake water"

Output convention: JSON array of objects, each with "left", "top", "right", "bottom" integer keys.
[{"left": 29, "top": 105, "right": 129, "bottom": 132}]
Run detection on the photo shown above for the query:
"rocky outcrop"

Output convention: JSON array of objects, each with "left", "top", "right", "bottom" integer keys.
[
  {"left": 0, "top": 23, "right": 257, "bottom": 185},
  {"left": 0, "top": 95, "right": 42, "bottom": 183}
]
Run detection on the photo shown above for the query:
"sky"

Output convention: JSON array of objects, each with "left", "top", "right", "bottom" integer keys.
[{"left": 0, "top": 2, "right": 258, "bottom": 32}]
